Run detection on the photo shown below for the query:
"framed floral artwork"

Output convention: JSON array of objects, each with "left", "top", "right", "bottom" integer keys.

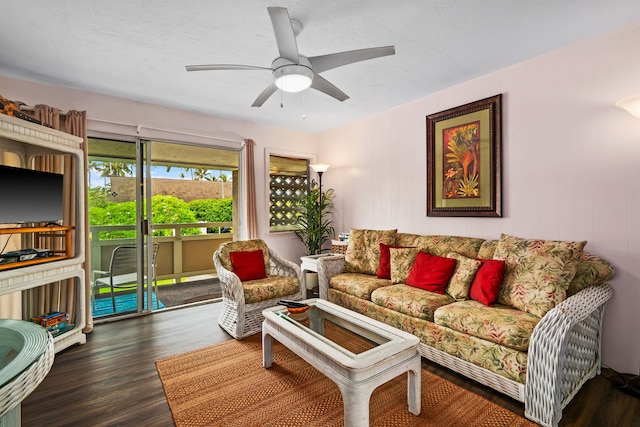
[{"left": 426, "top": 94, "right": 502, "bottom": 217}]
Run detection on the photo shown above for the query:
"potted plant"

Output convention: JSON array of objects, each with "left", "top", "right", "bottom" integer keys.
[{"left": 294, "top": 180, "right": 335, "bottom": 256}]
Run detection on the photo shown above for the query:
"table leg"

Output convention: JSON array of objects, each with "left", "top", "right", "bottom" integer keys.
[
  {"left": 262, "top": 327, "right": 273, "bottom": 368},
  {"left": 341, "top": 385, "right": 373, "bottom": 427},
  {"left": 407, "top": 354, "right": 421, "bottom": 415}
]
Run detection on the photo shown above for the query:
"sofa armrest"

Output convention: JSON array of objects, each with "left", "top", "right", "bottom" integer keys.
[
  {"left": 316, "top": 254, "right": 346, "bottom": 300},
  {"left": 525, "top": 283, "right": 613, "bottom": 427},
  {"left": 268, "top": 248, "right": 304, "bottom": 294}
]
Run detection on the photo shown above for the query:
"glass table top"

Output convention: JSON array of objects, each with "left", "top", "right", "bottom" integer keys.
[{"left": 270, "top": 299, "right": 417, "bottom": 362}]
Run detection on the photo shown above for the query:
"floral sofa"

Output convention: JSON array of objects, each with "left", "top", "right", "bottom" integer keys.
[{"left": 316, "top": 229, "right": 614, "bottom": 427}]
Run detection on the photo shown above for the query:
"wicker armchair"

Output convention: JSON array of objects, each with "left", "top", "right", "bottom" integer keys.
[{"left": 213, "top": 239, "right": 304, "bottom": 339}]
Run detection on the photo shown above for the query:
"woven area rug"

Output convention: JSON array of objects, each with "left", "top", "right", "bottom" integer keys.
[{"left": 156, "top": 327, "right": 537, "bottom": 427}]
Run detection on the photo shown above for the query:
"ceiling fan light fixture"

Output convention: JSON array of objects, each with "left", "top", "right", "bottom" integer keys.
[{"left": 274, "top": 64, "right": 313, "bottom": 92}]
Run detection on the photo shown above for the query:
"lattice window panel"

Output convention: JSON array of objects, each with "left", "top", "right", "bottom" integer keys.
[{"left": 270, "top": 174, "right": 308, "bottom": 230}]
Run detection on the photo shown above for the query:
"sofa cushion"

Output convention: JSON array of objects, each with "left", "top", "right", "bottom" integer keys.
[
  {"left": 344, "top": 228, "right": 397, "bottom": 275},
  {"left": 469, "top": 259, "right": 506, "bottom": 306},
  {"left": 329, "top": 272, "right": 390, "bottom": 300},
  {"left": 406, "top": 252, "right": 457, "bottom": 293},
  {"left": 445, "top": 252, "right": 482, "bottom": 300},
  {"left": 377, "top": 242, "right": 414, "bottom": 279},
  {"left": 389, "top": 247, "right": 420, "bottom": 284},
  {"left": 567, "top": 251, "right": 616, "bottom": 296},
  {"left": 230, "top": 249, "right": 267, "bottom": 281},
  {"left": 243, "top": 275, "right": 300, "bottom": 304},
  {"left": 494, "top": 233, "right": 586, "bottom": 317},
  {"left": 434, "top": 300, "right": 541, "bottom": 351},
  {"left": 371, "top": 284, "right": 454, "bottom": 321},
  {"left": 328, "top": 289, "right": 528, "bottom": 384},
  {"left": 394, "top": 233, "right": 485, "bottom": 258}
]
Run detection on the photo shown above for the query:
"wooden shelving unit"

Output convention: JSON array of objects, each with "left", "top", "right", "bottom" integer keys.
[
  {"left": 0, "top": 114, "right": 86, "bottom": 352},
  {"left": 0, "top": 225, "right": 74, "bottom": 271}
]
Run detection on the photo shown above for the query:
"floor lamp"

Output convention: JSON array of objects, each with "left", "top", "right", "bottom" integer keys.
[
  {"left": 309, "top": 163, "right": 330, "bottom": 201},
  {"left": 613, "top": 94, "right": 640, "bottom": 398},
  {"left": 309, "top": 163, "right": 330, "bottom": 255}
]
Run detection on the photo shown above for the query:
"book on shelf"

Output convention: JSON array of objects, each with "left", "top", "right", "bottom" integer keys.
[{"left": 31, "top": 311, "right": 69, "bottom": 328}]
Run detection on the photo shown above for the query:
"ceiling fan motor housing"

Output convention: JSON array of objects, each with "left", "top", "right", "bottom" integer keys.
[{"left": 272, "top": 57, "right": 314, "bottom": 92}]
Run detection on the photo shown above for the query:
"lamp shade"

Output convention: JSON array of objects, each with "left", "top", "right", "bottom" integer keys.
[
  {"left": 310, "top": 163, "right": 330, "bottom": 173},
  {"left": 616, "top": 95, "right": 640, "bottom": 118}
]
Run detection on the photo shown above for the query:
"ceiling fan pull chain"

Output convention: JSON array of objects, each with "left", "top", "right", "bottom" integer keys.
[
  {"left": 280, "top": 70, "right": 284, "bottom": 108},
  {"left": 302, "top": 92, "right": 306, "bottom": 119}
]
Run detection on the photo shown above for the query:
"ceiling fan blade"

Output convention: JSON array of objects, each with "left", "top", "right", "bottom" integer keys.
[
  {"left": 251, "top": 83, "right": 278, "bottom": 107},
  {"left": 267, "top": 7, "right": 299, "bottom": 63},
  {"left": 308, "top": 46, "right": 396, "bottom": 73},
  {"left": 310, "top": 75, "right": 349, "bottom": 102},
  {"left": 185, "top": 64, "right": 270, "bottom": 72}
]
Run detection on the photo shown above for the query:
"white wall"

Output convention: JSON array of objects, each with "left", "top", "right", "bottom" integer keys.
[
  {"left": 0, "top": 76, "right": 315, "bottom": 261},
  {"left": 317, "top": 22, "right": 640, "bottom": 375},
  {"left": 3, "top": 20, "right": 639, "bottom": 375}
]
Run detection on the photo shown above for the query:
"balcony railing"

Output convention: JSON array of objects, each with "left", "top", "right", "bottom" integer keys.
[{"left": 89, "top": 222, "right": 233, "bottom": 284}]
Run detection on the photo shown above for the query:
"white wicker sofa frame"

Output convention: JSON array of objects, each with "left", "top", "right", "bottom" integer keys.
[
  {"left": 213, "top": 240, "right": 304, "bottom": 339},
  {"left": 317, "top": 254, "right": 613, "bottom": 427}
]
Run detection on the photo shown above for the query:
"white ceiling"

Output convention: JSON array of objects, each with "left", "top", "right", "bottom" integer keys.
[{"left": 3, "top": 1, "right": 640, "bottom": 134}]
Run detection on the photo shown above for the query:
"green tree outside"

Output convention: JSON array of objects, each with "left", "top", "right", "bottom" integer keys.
[{"left": 89, "top": 195, "right": 216, "bottom": 239}]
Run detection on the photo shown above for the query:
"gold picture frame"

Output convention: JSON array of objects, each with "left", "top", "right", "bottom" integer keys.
[{"left": 426, "top": 94, "right": 502, "bottom": 217}]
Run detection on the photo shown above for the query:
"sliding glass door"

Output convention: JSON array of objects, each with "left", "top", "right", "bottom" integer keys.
[{"left": 88, "top": 137, "right": 239, "bottom": 320}]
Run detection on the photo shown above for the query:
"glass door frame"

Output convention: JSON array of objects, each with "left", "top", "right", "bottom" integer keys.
[
  {"left": 88, "top": 132, "right": 244, "bottom": 320},
  {"left": 136, "top": 138, "right": 154, "bottom": 314}
]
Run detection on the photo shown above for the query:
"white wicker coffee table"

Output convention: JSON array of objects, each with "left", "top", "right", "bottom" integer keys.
[{"left": 262, "top": 298, "right": 421, "bottom": 427}]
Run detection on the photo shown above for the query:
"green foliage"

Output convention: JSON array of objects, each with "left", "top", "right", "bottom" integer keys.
[
  {"left": 89, "top": 195, "right": 202, "bottom": 239},
  {"left": 89, "top": 200, "right": 137, "bottom": 239},
  {"left": 150, "top": 195, "right": 200, "bottom": 236},
  {"left": 188, "top": 198, "right": 232, "bottom": 222},
  {"left": 294, "top": 181, "right": 334, "bottom": 255},
  {"left": 188, "top": 198, "right": 233, "bottom": 233},
  {"left": 88, "top": 187, "right": 111, "bottom": 208}
]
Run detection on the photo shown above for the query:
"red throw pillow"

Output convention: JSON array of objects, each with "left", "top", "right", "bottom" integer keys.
[
  {"left": 405, "top": 252, "right": 457, "bottom": 294},
  {"left": 230, "top": 249, "right": 267, "bottom": 281},
  {"left": 377, "top": 242, "right": 414, "bottom": 279},
  {"left": 469, "top": 259, "right": 506, "bottom": 306}
]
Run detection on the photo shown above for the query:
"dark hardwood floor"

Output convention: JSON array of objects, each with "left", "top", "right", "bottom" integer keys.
[{"left": 21, "top": 302, "right": 640, "bottom": 427}]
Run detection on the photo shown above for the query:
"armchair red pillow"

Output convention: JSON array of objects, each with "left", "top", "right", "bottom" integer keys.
[{"left": 230, "top": 249, "right": 268, "bottom": 281}]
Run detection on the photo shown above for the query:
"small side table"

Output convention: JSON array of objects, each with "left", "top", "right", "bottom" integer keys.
[
  {"left": 300, "top": 254, "right": 333, "bottom": 298},
  {"left": 0, "top": 319, "right": 54, "bottom": 427}
]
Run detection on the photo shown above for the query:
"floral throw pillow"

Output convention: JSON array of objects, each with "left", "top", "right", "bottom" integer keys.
[
  {"left": 567, "top": 251, "right": 615, "bottom": 296},
  {"left": 494, "top": 233, "right": 586, "bottom": 317},
  {"left": 445, "top": 252, "right": 482, "bottom": 301},
  {"left": 377, "top": 242, "right": 415, "bottom": 279},
  {"left": 389, "top": 247, "right": 420, "bottom": 284},
  {"left": 344, "top": 229, "right": 397, "bottom": 275}
]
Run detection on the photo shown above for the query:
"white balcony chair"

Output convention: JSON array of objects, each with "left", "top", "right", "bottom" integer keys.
[{"left": 92, "top": 243, "right": 160, "bottom": 313}]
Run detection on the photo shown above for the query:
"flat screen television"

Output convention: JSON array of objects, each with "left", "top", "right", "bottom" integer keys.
[{"left": 0, "top": 165, "right": 64, "bottom": 224}]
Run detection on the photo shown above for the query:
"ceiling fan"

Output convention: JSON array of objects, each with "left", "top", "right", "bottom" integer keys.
[{"left": 185, "top": 7, "right": 395, "bottom": 107}]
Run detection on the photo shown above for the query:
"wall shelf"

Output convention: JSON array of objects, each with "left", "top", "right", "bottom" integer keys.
[
  {"left": 0, "top": 114, "right": 86, "bottom": 353},
  {"left": 0, "top": 225, "right": 74, "bottom": 272}
]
